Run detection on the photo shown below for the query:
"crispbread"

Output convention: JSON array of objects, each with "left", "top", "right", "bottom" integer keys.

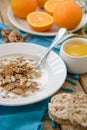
[
  {"left": 48, "top": 93, "right": 87, "bottom": 128},
  {"left": 61, "top": 125, "right": 87, "bottom": 130}
]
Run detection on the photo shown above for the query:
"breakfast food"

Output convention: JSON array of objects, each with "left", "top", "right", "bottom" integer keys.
[
  {"left": 1, "top": 29, "right": 24, "bottom": 43},
  {"left": 10, "top": 0, "right": 37, "bottom": 19},
  {"left": 53, "top": 1, "right": 82, "bottom": 30},
  {"left": 27, "top": 11, "right": 54, "bottom": 32},
  {"left": 0, "top": 56, "right": 41, "bottom": 98},
  {"left": 49, "top": 93, "right": 87, "bottom": 128},
  {"left": 64, "top": 41, "right": 87, "bottom": 57},
  {"left": 10, "top": 0, "right": 83, "bottom": 32}
]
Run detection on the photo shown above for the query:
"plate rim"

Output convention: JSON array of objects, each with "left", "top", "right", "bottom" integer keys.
[
  {"left": 0, "top": 42, "right": 67, "bottom": 106},
  {"left": 7, "top": 7, "right": 57, "bottom": 36},
  {"left": 7, "top": 7, "right": 87, "bottom": 36}
]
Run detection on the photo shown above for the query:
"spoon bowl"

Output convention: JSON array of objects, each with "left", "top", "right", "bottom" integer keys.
[{"left": 37, "top": 28, "right": 67, "bottom": 69}]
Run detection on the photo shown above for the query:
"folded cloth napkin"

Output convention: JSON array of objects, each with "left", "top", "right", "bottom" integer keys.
[
  {"left": 0, "top": 22, "right": 80, "bottom": 130},
  {"left": 26, "top": 35, "right": 61, "bottom": 54},
  {"left": 0, "top": 98, "right": 49, "bottom": 130}
]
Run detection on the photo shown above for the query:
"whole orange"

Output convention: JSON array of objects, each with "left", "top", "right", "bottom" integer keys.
[
  {"left": 10, "top": 0, "right": 37, "bottom": 19},
  {"left": 53, "top": 1, "right": 82, "bottom": 30},
  {"left": 37, "top": 0, "right": 47, "bottom": 8}
]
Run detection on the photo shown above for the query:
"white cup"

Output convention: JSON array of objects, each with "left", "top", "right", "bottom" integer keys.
[{"left": 59, "top": 38, "right": 87, "bottom": 74}]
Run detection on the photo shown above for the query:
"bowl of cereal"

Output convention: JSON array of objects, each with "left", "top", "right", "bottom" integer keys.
[{"left": 0, "top": 43, "right": 66, "bottom": 106}]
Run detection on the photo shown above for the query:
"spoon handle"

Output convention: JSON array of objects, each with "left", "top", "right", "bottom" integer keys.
[{"left": 38, "top": 28, "right": 67, "bottom": 67}]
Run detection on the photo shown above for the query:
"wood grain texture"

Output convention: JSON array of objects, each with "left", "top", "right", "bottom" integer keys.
[
  {"left": 43, "top": 120, "right": 61, "bottom": 130},
  {"left": 0, "top": 0, "right": 15, "bottom": 28},
  {"left": 80, "top": 73, "right": 87, "bottom": 93},
  {"left": 0, "top": 11, "right": 3, "bottom": 22}
]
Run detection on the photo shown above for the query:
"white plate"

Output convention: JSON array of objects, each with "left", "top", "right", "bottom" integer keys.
[
  {"left": 7, "top": 7, "right": 87, "bottom": 36},
  {"left": 0, "top": 43, "right": 66, "bottom": 106}
]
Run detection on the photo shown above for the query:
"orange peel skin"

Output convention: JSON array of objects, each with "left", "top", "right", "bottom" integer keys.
[{"left": 53, "top": 1, "right": 83, "bottom": 30}]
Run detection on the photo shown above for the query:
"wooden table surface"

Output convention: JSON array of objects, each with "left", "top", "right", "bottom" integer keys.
[{"left": 0, "top": 0, "right": 87, "bottom": 130}]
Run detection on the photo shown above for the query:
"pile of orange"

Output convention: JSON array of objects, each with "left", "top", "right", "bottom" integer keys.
[{"left": 10, "top": 0, "right": 83, "bottom": 32}]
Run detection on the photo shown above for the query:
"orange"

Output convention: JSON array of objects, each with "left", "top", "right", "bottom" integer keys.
[
  {"left": 44, "top": 0, "right": 72, "bottom": 15},
  {"left": 53, "top": 1, "right": 82, "bottom": 30},
  {"left": 27, "top": 11, "right": 54, "bottom": 32},
  {"left": 10, "top": 0, "right": 37, "bottom": 19},
  {"left": 37, "top": 0, "right": 47, "bottom": 8}
]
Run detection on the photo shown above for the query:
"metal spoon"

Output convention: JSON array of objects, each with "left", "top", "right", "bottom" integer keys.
[{"left": 37, "top": 28, "right": 67, "bottom": 69}]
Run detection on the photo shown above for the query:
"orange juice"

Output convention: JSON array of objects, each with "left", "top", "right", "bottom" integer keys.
[{"left": 64, "top": 41, "right": 87, "bottom": 57}]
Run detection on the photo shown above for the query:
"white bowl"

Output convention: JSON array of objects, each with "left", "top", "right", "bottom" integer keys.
[
  {"left": 59, "top": 38, "right": 87, "bottom": 74},
  {"left": 0, "top": 43, "right": 66, "bottom": 106}
]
